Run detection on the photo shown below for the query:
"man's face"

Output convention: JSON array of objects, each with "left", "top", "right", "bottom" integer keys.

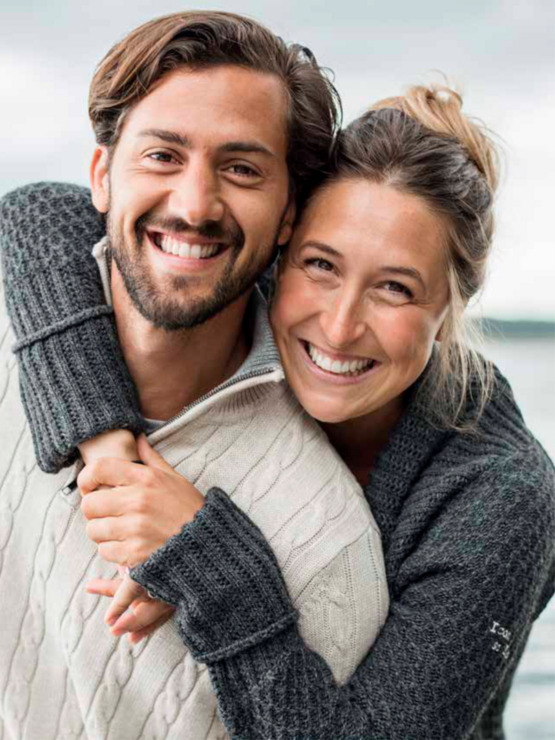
[{"left": 91, "top": 66, "right": 293, "bottom": 330}]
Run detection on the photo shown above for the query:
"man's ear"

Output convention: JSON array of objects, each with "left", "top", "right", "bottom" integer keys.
[
  {"left": 90, "top": 146, "right": 110, "bottom": 213},
  {"left": 277, "top": 201, "right": 296, "bottom": 246}
]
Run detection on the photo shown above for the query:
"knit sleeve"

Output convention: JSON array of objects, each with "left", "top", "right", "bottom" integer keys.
[
  {"left": 132, "top": 451, "right": 555, "bottom": 740},
  {"left": 0, "top": 182, "right": 144, "bottom": 474}
]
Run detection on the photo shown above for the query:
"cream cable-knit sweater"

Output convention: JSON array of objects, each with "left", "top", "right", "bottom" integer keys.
[{"left": 0, "top": 242, "right": 388, "bottom": 740}]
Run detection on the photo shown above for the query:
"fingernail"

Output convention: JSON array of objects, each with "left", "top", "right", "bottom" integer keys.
[{"left": 106, "top": 617, "right": 116, "bottom": 626}]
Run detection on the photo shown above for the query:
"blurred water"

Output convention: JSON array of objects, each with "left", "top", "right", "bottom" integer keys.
[{"left": 482, "top": 337, "right": 555, "bottom": 740}]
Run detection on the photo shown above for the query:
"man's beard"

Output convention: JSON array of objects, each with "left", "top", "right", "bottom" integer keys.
[{"left": 107, "top": 210, "right": 280, "bottom": 332}]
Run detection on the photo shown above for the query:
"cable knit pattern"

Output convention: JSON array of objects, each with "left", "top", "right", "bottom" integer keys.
[
  {"left": 132, "top": 371, "right": 555, "bottom": 740},
  {"left": 0, "top": 182, "right": 554, "bottom": 739},
  {"left": 0, "top": 183, "right": 144, "bottom": 473},
  {"left": 0, "top": 258, "right": 388, "bottom": 739}
]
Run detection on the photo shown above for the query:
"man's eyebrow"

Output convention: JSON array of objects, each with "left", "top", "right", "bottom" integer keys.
[
  {"left": 219, "top": 141, "right": 274, "bottom": 158},
  {"left": 138, "top": 129, "right": 192, "bottom": 147},
  {"left": 137, "top": 129, "right": 273, "bottom": 157}
]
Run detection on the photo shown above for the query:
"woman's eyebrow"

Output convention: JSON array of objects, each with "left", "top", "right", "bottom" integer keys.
[
  {"left": 381, "top": 265, "right": 425, "bottom": 288},
  {"left": 302, "top": 241, "right": 342, "bottom": 258}
]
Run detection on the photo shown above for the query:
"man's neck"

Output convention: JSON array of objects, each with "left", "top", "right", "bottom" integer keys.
[{"left": 111, "top": 268, "right": 251, "bottom": 421}]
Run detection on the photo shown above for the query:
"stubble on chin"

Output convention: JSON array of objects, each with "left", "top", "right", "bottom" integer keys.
[{"left": 105, "top": 209, "right": 279, "bottom": 332}]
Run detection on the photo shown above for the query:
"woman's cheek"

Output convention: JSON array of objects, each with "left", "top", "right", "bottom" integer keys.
[
  {"left": 274, "top": 270, "right": 316, "bottom": 326},
  {"left": 375, "top": 307, "right": 433, "bottom": 363}
]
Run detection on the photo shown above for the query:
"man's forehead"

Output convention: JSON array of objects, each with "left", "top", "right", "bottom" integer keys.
[{"left": 122, "top": 66, "right": 289, "bottom": 159}]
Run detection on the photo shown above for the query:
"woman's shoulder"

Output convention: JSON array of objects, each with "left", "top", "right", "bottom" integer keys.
[
  {"left": 458, "top": 361, "right": 552, "bottom": 471},
  {"left": 431, "top": 363, "right": 554, "bottom": 540}
]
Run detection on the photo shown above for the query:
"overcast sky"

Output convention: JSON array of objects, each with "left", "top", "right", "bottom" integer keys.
[{"left": 1, "top": 0, "right": 554, "bottom": 320}]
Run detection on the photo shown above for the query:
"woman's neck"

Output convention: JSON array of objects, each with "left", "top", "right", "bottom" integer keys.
[{"left": 320, "top": 398, "right": 405, "bottom": 486}]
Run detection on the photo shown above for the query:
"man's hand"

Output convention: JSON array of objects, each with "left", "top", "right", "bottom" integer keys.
[
  {"left": 87, "top": 574, "right": 175, "bottom": 643},
  {"left": 79, "top": 434, "right": 205, "bottom": 568},
  {"left": 79, "top": 429, "right": 138, "bottom": 465}
]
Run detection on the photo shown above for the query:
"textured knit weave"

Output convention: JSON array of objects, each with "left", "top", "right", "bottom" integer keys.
[
  {"left": 1, "top": 183, "right": 554, "bottom": 740},
  {"left": 0, "top": 182, "right": 144, "bottom": 473},
  {"left": 133, "top": 368, "right": 555, "bottom": 740},
  {"left": 0, "top": 269, "right": 388, "bottom": 739}
]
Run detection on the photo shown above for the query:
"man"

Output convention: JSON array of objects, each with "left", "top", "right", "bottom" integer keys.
[{"left": 0, "top": 12, "right": 387, "bottom": 739}]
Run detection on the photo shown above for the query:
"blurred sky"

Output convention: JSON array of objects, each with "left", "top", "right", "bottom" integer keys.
[{"left": 1, "top": 0, "right": 554, "bottom": 320}]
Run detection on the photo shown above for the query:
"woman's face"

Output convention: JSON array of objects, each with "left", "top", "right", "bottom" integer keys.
[{"left": 271, "top": 178, "right": 450, "bottom": 425}]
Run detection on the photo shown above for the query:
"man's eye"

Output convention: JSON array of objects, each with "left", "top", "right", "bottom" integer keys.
[
  {"left": 227, "top": 164, "right": 258, "bottom": 178},
  {"left": 148, "top": 152, "right": 175, "bottom": 163}
]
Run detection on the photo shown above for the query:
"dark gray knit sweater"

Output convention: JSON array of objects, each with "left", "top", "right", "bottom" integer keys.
[{"left": 1, "top": 182, "right": 554, "bottom": 740}]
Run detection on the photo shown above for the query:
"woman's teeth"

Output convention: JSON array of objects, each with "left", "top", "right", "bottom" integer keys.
[
  {"left": 157, "top": 234, "right": 221, "bottom": 259},
  {"left": 307, "top": 343, "right": 374, "bottom": 375}
]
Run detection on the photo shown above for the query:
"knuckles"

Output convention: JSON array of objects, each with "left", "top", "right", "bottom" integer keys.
[
  {"left": 80, "top": 495, "right": 94, "bottom": 520},
  {"left": 85, "top": 519, "right": 98, "bottom": 542},
  {"left": 131, "top": 490, "right": 153, "bottom": 516}
]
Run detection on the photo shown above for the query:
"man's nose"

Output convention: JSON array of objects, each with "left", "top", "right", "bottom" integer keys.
[
  {"left": 319, "top": 294, "right": 367, "bottom": 348},
  {"left": 169, "top": 161, "right": 225, "bottom": 226}
]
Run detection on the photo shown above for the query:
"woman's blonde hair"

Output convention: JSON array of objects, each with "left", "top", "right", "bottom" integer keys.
[{"left": 326, "top": 84, "right": 500, "bottom": 428}]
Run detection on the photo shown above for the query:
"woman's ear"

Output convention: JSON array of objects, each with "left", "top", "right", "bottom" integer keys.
[
  {"left": 277, "top": 201, "right": 296, "bottom": 246},
  {"left": 90, "top": 146, "right": 110, "bottom": 213}
]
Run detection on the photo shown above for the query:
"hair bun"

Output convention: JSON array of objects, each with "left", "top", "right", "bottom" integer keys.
[{"left": 371, "top": 83, "right": 499, "bottom": 194}]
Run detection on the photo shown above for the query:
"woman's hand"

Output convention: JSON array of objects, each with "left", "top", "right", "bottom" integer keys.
[
  {"left": 86, "top": 575, "right": 175, "bottom": 643},
  {"left": 79, "top": 435, "right": 205, "bottom": 567}
]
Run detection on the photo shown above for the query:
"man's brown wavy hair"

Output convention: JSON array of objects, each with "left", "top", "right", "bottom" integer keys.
[{"left": 88, "top": 11, "right": 341, "bottom": 202}]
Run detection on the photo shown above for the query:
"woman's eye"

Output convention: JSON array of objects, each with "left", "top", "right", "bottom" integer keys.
[
  {"left": 306, "top": 258, "right": 334, "bottom": 272},
  {"left": 383, "top": 281, "right": 413, "bottom": 298}
]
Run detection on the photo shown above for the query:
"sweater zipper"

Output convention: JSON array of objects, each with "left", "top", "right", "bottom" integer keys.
[
  {"left": 154, "top": 365, "right": 283, "bottom": 432},
  {"left": 94, "top": 237, "right": 284, "bottom": 434}
]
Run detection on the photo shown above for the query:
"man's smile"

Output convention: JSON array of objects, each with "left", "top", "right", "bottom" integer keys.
[{"left": 149, "top": 230, "right": 228, "bottom": 260}]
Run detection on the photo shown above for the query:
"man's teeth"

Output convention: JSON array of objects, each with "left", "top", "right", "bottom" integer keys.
[
  {"left": 158, "top": 235, "right": 221, "bottom": 259},
  {"left": 307, "top": 344, "right": 374, "bottom": 375}
]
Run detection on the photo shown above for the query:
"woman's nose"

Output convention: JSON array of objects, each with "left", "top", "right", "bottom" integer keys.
[{"left": 319, "top": 296, "right": 366, "bottom": 348}]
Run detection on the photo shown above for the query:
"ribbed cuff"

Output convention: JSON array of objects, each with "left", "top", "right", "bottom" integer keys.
[
  {"left": 16, "top": 310, "right": 144, "bottom": 473},
  {"left": 132, "top": 488, "right": 298, "bottom": 665}
]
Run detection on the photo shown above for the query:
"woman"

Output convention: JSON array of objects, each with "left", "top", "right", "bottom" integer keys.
[{"left": 1, "top": 85, "right": 554, "bottom": 740}]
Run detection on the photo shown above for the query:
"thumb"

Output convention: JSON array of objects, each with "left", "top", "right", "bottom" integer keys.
[{"left": 137, "top": 434, "right": 174, "bottom": 474}]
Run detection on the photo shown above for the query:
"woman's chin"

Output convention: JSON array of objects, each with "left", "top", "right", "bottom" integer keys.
[{"left": 296, "top": 396, "right": 352, "bottom": 425}]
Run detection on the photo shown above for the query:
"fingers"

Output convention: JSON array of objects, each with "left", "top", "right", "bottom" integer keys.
[
  {"left": 86, "top": 577, "right": 123, "bottom": 598},
  {"left": 84, "top": 574, "right": 174, "bottom": 645},
  {"left": 85, "top": 516, "right": 125, "bottom": 543},
  {"left": 97, "top": 540, "right": 130, "bottom": 566},
  {"left": 78, "top": 457, "right": 148, "bottom": 496},
  {"left": 128, "top": 611, "right": 174, "bottom": 644},
  {"left": 105, "top": 574, "right": 147, "bottom": 626},
  {"left": 136, "top": 434, "right": 175, "bottom": 474},
  {"left": 81, "top": 488, "right": 126, "bottom": 520},
  {"left": 112, "top": 599, "right": 174, "bottom": 635}
]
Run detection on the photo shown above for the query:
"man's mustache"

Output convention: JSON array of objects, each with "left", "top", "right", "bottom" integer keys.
[{"left": 135, "top": 212, "right": 244, "bottom": 246}]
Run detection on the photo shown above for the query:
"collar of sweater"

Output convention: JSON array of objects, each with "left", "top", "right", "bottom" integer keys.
[{"left": 92, "top": 237, "right": 285, "bottom": 440}]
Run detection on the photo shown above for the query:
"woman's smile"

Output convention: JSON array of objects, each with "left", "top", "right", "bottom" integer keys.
[
  {"left": 271, "top": 178, "right": 449, "bottom": 425},
  {"left": 299, "top": 339, "right": 381, "bottom": 384}
]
